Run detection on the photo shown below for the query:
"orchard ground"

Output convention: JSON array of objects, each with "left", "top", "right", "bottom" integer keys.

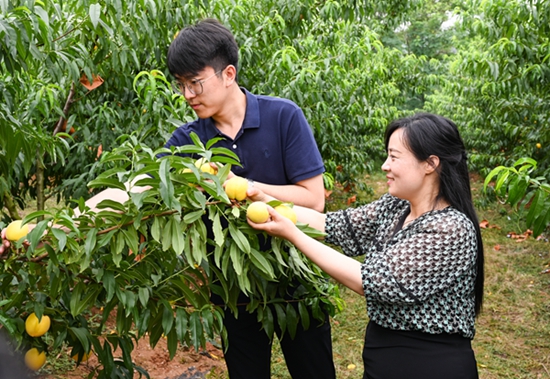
[{"left": 25, "top": 172, "right": 550, "bottom": 378}]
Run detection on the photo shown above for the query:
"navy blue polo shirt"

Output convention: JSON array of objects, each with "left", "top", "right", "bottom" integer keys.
[{"left": 165, "top": 88, "right": 325, "bottom": 185}]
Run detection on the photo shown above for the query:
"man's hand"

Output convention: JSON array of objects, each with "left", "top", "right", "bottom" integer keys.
[{"left": 245, "top": 186, "right": 273, "bottom": 203}]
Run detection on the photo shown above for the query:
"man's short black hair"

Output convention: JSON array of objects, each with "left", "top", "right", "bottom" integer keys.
[{"left": 167, "top": 18, "right": 239, "bottom": 78}]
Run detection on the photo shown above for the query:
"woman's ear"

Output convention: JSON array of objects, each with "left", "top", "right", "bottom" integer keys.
[{"left": 425, "top": 155, "right": 440, "bottom": 174}]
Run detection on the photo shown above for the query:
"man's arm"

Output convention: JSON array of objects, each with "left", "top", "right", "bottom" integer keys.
[
  {"left": 73, "top": 174, "right": 151, "bottom": 216},
  {"left": 1, "top": 175, "right": 151, "bottom": 254},
  {"left": 251, "top": 174, "right": 325, "bottom": 212}
]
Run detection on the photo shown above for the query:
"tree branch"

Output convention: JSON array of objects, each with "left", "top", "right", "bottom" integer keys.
[{"left": 53, "top": 82, "right": 76, "bottom": 136}]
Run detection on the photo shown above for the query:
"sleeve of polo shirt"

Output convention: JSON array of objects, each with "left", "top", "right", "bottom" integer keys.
[
  {"left": 361, "top": 211, "right": 478, "bottom": 305},
  {"left": 281, "top": 106, "right": 325, "bottom": 183}
]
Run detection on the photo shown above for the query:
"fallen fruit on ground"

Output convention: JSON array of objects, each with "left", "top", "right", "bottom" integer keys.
[
  {"left": 24, "top": 348, "right": 46, "bottom": 371},
  {"left": 25, "top": 313, "right": 51, "bottom": 337},
  {"left": 225, "top": 177, "right": 248, "bottom": 201},
  {"left": 247, "top": 202, "right": 270, "bottom": 223},
  {"left": 5, "top": 220, "right": 29, "bottom": 241},
  {"left": 274, "top": 204, "right": 297, "bottom": 224}
]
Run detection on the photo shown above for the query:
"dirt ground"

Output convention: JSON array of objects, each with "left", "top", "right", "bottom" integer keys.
[
  {"left": 42, "top": 336, "right": 227, "bottom": 379},
  {"left": 31, "top": 301, "right": 229, "bottom": 379}
]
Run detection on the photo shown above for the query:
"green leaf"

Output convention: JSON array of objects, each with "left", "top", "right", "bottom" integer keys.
[
  {"left": 129, "top": 190, "right": 150, "bottom": 209},
  {"left": 121, "top": 228, "right": 139, "bottom": 257},
  {"left": 286, "top": 303, "right": 298, "bottom": 338},
  {"left": 27, "top": 219, "right": 49, "bottom": 251},
  {"left": 151, "top": 216, "right": 161, "bottom": 242},
  {"left": 138, "top": 287, "right": 150, "bottom": 307},
  {"left": 298, "top": 301, "right": 310, "bottom": 330},
  {"left": 51, "top": 228, "right": 67, "bottom": 251},
  {"left": 183, "top": 210, "right": 204, "bottom": 224},
  {"left": 175, "top": 308, "right": 188, "bottom": 342},
  {"left": 189, "top": 311, "right": 204, "bottom": 349},
  {"left": 69, "top": 282, "right": 85, "bottom": 317},
  {"left": 96, "top": 199, "right": 127, "bottom": 212},
  {"left": 260, "top": 306, "right": 274, "bottom": 338},
  {"left": 22, "top": 211, "right": 51, "bottom": 224},
  {"left": 211, "top": 212, "right": 224, "bottom": 247},
  {"left": 229, "top": 242, "right": 243, "bottom": 276},
  {"left": 88, "top": 177, "right": 126, "bottom": 190},
  {"left": 170, "top": 216, "right": 184, "bottom": 255},
  {"left": 166, "top": 327, "right": 178, "bottom": 360},
  {"left": 103, "top": 271, "right": 116, "bottom": 302},
  {"left": 507, "top": 175, "right": 529, "bottom": 208},
  {"left": 274, "top": 303, "right": 287, "bottom": 335},
  {"left": 159, "top": 158, "right": 179, "bottom": 210},
  {"left": 271, "top": 239, "right": 289, "bottom": 268},
  {"left": 249, "top": 248, "right": 275, "bottom": 279},
  {"left": 162, "top": 301, "right": 174, "bottom": 335},
  {"left": 190, "top": 226, "right": 206, "bottom": 263},
  {"left": 162, "top": 217, "right": 174, "bottom": 252},
  {"left": 89, "top": 3, "right": 101, "bottom": 28},
  {"left": 84, "top": 228, "right": 98, "bottom": 256},
  {"left": 201, "top": 307, "right": 215, "bottom": 339},
  {"left": 513, "top": 157, "right": 537, "bottom": 168},
  {"left": 484, "top": 166, "right": 506, "bottom": 191},
  {"left": 228, "top": 223, "right": 250, "bottom": 254},
  {"left": 494, "top": 170, "right": 511, "bottom": 193},
  {"left": 69, "top": 327, "right": 91, "bottom": 352}
]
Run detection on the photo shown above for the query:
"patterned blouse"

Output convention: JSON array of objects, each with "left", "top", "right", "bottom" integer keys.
[{"left": 325, "top": 193, "right": 478, "bottom": 339}]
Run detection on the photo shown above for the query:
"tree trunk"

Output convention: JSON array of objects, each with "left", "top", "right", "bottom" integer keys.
[{"left": 2, "top": 191, "right": 20, "bottom": 220}]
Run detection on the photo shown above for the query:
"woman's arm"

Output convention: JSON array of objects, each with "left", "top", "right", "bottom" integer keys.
[{"left": 248, "top": 206, "right": 364, "bottom": 295}]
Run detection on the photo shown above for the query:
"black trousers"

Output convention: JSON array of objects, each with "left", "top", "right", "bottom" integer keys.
[
  {"left": 362, "top": 321, "right": 479, "bottom": 379},
  {"left": 221, "top": 302, "right": 336, "bottom": 379}
]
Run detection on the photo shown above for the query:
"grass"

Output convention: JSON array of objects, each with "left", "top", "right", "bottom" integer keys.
[
  {"left": 472, "top": 202, "right": 550, "bottom": 378},
  {"left": 268, "top": 171, "right": 550, "bottom": 379}
]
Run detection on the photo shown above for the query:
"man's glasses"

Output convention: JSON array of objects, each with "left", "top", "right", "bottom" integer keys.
[{"left": 171, "top": 69, "right": 223, "bottom": 95}]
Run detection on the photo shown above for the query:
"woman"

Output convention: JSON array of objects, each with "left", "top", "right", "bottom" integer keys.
[{"left": 247, "top": 113, "right": 483, "bottom": 379}]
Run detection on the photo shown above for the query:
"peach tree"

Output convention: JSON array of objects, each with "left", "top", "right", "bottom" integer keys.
[{"left": 0, "top": 132, "right": 341, "bottom": 377}]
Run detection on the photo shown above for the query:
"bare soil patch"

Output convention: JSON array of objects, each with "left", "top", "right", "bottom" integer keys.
[{"left": 42, "top": 335, "right": 226, "bottom": 379}]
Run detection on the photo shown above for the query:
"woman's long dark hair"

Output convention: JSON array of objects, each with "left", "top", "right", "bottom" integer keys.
[{"left": 384, "top": 112, "right": 484, "bottom": 315}]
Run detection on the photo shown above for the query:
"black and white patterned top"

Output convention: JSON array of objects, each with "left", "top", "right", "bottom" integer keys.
[{"left": 325, "top": 193, "right": 478, "bottom": 339}]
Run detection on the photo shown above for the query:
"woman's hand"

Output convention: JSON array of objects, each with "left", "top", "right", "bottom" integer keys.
[
  {"left": 0, "top": 224, "right": 34, "bottom": 256},
  {"left": 0, "top": 228, "right": 10, "bottom": 256},
  {"left": 247, "top": 205, "right": 298, "bottom": 240}
]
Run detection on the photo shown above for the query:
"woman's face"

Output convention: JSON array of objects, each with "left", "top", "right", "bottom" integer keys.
[{"left": 381, "top": 128, "right": 429, "bottom": 201}]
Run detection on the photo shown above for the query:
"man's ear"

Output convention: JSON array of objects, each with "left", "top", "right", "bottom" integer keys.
[
  {"left": 425, "top": 155, "right": 440, "bottom": 174},
  {"left": 224, "top": 65, "right": 237, "bottom": 85}
]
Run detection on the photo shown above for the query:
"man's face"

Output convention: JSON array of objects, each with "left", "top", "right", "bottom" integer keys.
[{"left": 174, "top": 66, "right": 226, "bottom": 119}]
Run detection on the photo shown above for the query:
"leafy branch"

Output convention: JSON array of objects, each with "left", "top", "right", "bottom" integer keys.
[{"left": 484, "top": 157, "right": 550, "bottom": 236}]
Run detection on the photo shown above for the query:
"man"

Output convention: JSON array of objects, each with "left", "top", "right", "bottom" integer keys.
[{"left": 165, "top": 18, "right": 335, "bottom": 379}]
